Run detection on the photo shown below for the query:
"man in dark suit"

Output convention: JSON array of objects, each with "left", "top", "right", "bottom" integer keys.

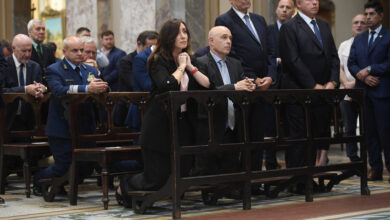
[
  {"left": 99, "top": 30, "right": 126, "bottom": 91},
  {"left": 279, "top": 0, "right": 339, "bottom": 168},
  {"left": 0, "top": 42, "right": 7, "bottom": 204},
  {"left": 2, "top": 34, "right": 46, "bottom": 131},
  {"left": 114, "top": 31, "right": 158, "bottom": 126},
  {"left": 348, "top": 1, "right": 390, "bottom": 182},
  {"left": 27, "top": 19, "right": 56, "bottom": 76},
  {"left": 264, "top": 0, "right": 295, "bottom": 170},
  {"left": 215, "top": 0, "right": 276, "bottom": 177},
  {"left": 124, "top": 44, "right": 156, "bottom": 131},
  {"left": 195, "top": 26, "right": 255, "bottom": 175},
  {"left": 33, "top": 36, "right": 108, "bottom": 195}
]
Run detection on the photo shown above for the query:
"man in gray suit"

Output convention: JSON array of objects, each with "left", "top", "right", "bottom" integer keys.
[{"left": 195, "top": 26, "right": 255, "bottom": 175}]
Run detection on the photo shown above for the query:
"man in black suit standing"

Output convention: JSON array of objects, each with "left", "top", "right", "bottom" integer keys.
[
  {"left": 0, "top": 42, "right": 7, "bottom": 204},
  {"left": 264, "top": 0, "right": 295, "bottom": 170},
  {"left": 3, "top": 34, "right": 46, "bottom": 131},
  {"left": 114, "top": 31, "right": 158, "bottom": 126},
  {"left": 279, "top": 0, "right": 339, "bottom": 168},
  {"left": 27, "top": 19, "right": 56, "bottom": 76},
  {"left": 195, "top": 26, "right": 256, "bottom": 175},
  {"left": 215, "top": 0, "right": 276, "bottom": 181}
]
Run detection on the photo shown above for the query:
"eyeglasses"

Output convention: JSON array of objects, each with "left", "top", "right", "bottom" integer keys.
[{"left": 84, "top": 50, "right": 97, "bottom": 55}]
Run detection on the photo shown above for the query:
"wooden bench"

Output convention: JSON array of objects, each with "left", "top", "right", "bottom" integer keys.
[
  {"left": 40, "top": 92, "right": 148, "bottom": 209},
  {"left": 0, "top": 93, "right": 51, "bottom": 198},
  {"left": 128, "top": 89, "right": 369, "bottom": 219}
]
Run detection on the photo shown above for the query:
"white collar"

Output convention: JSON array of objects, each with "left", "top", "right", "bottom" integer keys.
[
  {"left": 232, "top": 6, "right": 250, "bottom": 20},
  {"left": 298, "top": 11, "right": 317, "bottom": 25},
  {"left": 12, "top": 53, "right": 23, "bottom": 68}
]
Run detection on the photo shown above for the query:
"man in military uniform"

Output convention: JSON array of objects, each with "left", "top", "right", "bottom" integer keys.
[{"left": 33, "top": 36, "right": 108, "bottom": 196}]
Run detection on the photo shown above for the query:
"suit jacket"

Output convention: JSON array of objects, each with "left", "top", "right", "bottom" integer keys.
[
  {"left": 101, "top": 47, "right": 126, "bottom": 91},
  {"left": 3, "top": 56, "right": 42, "bottom": 93},
  {"left": 45, "top": 59, "right": 99, "bottom": 139},
  {"left": 196, "top": 52, "right": 244, "bottom": 143},
  {"left": 279, "top": 14, "right": 339, "bottom": 89},
  {"left": 123, "top": 47, "right": 153, "bottom": 128},
  {"left": 348, "top": 27, "right": 390, "bottom": 98},
  {"left": 3, "top": 56, "right": 42, "bottom": 130},
  {"left": 30, "top": 44, "right": 56, "bottom": 71},
  {"left": 119, "top": 50, "right": 137, "bottom": 92},
  {"left": 0, "top": 43, "right": 6, "bottom": 108},
  {"left": 215, "top": 8, "right": 276, "bottom": 81},
  {"left": 267, "top": 23, "right": 282, "bottom": 88}
]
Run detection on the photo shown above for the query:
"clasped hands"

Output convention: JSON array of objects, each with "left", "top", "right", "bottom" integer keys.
[
  {"left": 356, "top": 68, "right": 379, "bottom": 87},
  {"left": 88, "top": 78, "right": 108, "bottom": 93},
  {"left": 177, "top": 52, "right": 196, "bottom": 72},
  {"left": 25, "top": 81, "right": 47, "bottom": 98},
  {"left": 235, "top": 77, "right": 256, "bottom": 91}
]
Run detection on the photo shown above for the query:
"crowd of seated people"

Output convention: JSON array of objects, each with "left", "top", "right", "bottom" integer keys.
[{"left": 1, "top": 0, "right": 389, "bottom": 208}]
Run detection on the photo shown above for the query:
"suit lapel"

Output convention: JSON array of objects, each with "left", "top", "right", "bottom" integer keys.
[
  {"left": 296, "top": 14, "right": 323, "bottom": 50},
  {"left": 26, "top": 61, "right": 32, "bottom": 84},
  {"left": 369, "top": 28, "right": 386, "bottom": 54},
  {"left": 228, "top": 9, "right": 261, "bottom": 46},
  {"left": 250, "top": 13, "right": 264, "bottom": 46},
  {"left": 8, "top": 57, "right": 18, "bottom": 85}
]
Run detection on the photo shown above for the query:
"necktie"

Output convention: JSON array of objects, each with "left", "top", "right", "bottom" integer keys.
[
  {"left": 368, "top": 31, "right": 376, "bottom": 50},
  {"left": 19, "top": 63, "right": 25, "bottom": 86},
  {"left": 311, "top": 20, "right": 323, "bottom": 46},
  {"left": 180, "top": 72, "right": 189, "bottom": 112},
  {"left": 75, "top": 66, "right": 81, "bottom": 79},
  {"left": 36, "top": 44, "right": 42, "bottom": 59},
  {"left": 244, "top": 15, "right": 261, "bottom": 44},
  {"left": 19, "top": 64, "right": 26, "bottom": 117},
  {"left": 218, "top": 60, "right": 235, "bottom": 130}
]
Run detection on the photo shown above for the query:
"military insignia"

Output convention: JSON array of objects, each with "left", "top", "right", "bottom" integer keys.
[
  {"left": 379, "top": 35, "right": 383, "bottom": 38},
  {"left": 65, "top": 79, "right": 74, "bottom": 82},
  {"left": 87, "top": 72, "right": 96, "bottom": 82},
  {"left": 81, "top": 63, "right": 87, "bottom": 70}
]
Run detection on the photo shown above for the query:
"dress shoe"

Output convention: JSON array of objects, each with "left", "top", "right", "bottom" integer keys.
[
  {"left": 368, "top": 170, "right": 383, "bottom": 181},
  {"left": 0, "top": 197, "right": 4, "bottom": 204},
  {"left": 33, "top": 186, "right": 43, "bottom": 197}
]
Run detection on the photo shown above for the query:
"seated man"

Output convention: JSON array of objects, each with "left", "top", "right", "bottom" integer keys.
[
  {"left": 33, "top": 36, "right": 108, "bottom": 196},
  {"left": 3, "top": 34, "right": 46, "bottom": 131},
  {"left": 194, "top": 26, "right": 255, "bottom": 175},
  {"left": 0, "top": 42, "right": 7, "bottom": 204}
]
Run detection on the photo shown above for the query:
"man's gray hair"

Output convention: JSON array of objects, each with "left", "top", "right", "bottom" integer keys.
[
  {"left": 27, "top": 19, "right": 44, "bottom": 31},
  {"left": 80, "top": 36, "right": 96, "bottom": 45}
]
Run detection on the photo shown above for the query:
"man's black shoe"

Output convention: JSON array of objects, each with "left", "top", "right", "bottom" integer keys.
[
  {"left": 33, "top": 186, "right": 43, "bottom": 197},
  {"left": 0, "top": 197, "right": 4, "bottom": 204},
  {"left": 368, "top": 170, "right": 383, "bottom": 181}
]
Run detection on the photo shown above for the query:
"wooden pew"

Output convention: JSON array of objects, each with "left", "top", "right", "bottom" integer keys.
[
  {"left": 0, "top": 93, "right": 51, "bottom": 198},
  {"left": 128, "top": 89, "right": 369, "bottom": 219},
  {"left": 40, "top": 92, "right": 148, "bottom": 210}
]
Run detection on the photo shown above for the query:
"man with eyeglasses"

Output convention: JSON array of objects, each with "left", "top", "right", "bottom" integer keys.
[
  {"left": 33, "top": 36, "right": 108, "bottom": 196},
  {"left": 81, "top": 36, "right": 100, "bottom": 74},
  {"left": 348, "top": 1, "right": 390, "bottom": 182}
]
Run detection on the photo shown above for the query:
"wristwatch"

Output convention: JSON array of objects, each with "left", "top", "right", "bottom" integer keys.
[{"left": 367, "top": 66, "right": 371, "bottom": 73}]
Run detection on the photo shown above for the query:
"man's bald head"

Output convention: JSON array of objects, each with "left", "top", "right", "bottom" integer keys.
[
  {"left": 208, "top": 26, "right": 232, "bottom": 59},
  {"left": 12, "top": 34, "right": 32, "bottom": 64},
  {"left": 63, "top": 36, "right": 84, "bottom": 65}
]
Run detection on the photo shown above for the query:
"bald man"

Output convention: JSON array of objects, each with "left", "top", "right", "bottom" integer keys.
[
  {"left": 339, "top": 14, "right": 367, "bottom": 162},
  {"left": 3, "top": 34, "right": 46, "bottom": 130},
  {"left": 195, "top": 26, "right": 255, "bottom": 175},
  {"left": 33, "top": 36, "right": 107, "bottom": 196}
]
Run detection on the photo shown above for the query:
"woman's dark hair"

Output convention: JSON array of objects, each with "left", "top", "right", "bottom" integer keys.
[{"left": 147, "top": 19, "right": 192, "bottom": 71}]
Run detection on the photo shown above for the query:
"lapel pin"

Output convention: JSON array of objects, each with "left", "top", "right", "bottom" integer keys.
[{"left": 379, "top": 35, "right": 383, "bottom": 38}]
